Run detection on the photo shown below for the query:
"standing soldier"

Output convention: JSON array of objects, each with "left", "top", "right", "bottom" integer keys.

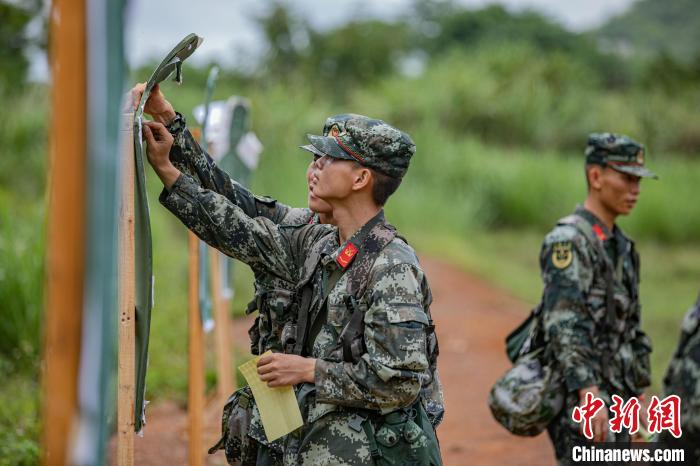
[
  {"left": 140, "top": 102, "right": 443, "bottom": 464},
  {"left": 661, "top": 293, "right": 700, "bottom": 464},
  {"left": 540, "top": 133, "right": 656, "bottom": 464}
]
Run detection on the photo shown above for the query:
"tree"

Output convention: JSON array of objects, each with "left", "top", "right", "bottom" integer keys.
[{"left": 0, "top": 0, "right": 44, "bottom": 88}]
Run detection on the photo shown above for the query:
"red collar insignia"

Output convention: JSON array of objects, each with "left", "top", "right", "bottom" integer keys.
[
  {"left": 592, "top": 224, "right": 607, "bottom": 241},
  {"left": 336, "top": 242, "right": 358, "bottom": 269}
]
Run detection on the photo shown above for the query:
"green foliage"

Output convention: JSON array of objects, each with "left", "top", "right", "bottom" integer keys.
[
  {"left": 304, "top": 20, "right": 411, "bottom": 93},
  {"left": 256, "top": 2, "right": 307, "bottom": 78},
  {"left": 0, "top": 85, "right": 48, "bottom": 198},
  {"left": 0, "top": 0, "right": 42, "bottom": 88},
  {"left": 412, "top": 2, "right": 612, "bottom": 78},
  {"left": 597, "top": 0, "right": 700, "bottom": 63},
  {"left": 351, "top": 45, "right": 700, "bottom": 154},
  {"left": 0, "top": 186, "right": 44, "bottom": 372},
  {"left": 0, "top": 373, "right": 40, "bottom": 466}
]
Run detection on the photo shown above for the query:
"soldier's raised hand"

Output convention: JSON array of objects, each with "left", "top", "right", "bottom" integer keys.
[
  {"left": 128, "top": 82, "right": 176, "bottom": 124},
  {"left": 142, "top": 121, "right": 180, "bottom": 189}
]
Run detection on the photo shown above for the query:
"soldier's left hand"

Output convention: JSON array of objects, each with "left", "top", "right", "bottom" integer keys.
[
  {"left": 257, "top": 353, "right": 316, "bottom": 387},
  {"left": 142, "top": 121, "right": 180, "bottom": 189}
]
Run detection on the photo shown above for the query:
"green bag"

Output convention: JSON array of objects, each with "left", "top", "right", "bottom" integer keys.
[
  {"left": 489, "top": 300, "right": 565, "bottom": 437},
  {"left": 362, "top": 399, "right": 443, "bottom": 466},
  {"left": 488, "top": 347, "right": 565, "bottom": 437}
]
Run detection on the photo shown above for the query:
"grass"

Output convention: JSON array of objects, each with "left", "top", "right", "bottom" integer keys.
[
  {"left": 0, "top": 372, "right": 41, "bottom": 466},
  {"left": 408, "top": 228, "right": 700, "bottom": 394},
  {"left": 0, "top": 194, "right": 44, "bottom": 371},
  {"left": 1, "top": 65, "right": 699, "bottom": 462}
]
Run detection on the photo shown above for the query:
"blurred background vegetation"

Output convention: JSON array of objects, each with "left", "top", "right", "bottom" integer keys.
[{"left": 1, "top": 0, "right": 699, "bottom": 463}]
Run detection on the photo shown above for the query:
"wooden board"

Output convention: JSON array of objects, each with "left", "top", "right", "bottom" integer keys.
[{"left": 41, "top": 0, "right": 86, "bottom": 464}]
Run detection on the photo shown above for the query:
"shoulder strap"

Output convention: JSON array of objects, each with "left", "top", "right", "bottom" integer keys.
[
  {"left": 344, "top": 223, "right": 397, "bottom": 298},
  {"left": 338, "top": 224, "right": 397, "bottom": 362},
  {"left": 290, "top": 236, "right": 331, "bottom": 355}
]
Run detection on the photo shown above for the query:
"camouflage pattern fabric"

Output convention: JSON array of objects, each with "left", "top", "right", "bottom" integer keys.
[
  {"left": 160, "top": 181, "right": 440, "bottom": 463},
  {"left": 539, "top": 206, "right": 651, "bottom": 465},
  {"left": 303, "top": 116, "right": 415, "bottom": 179},
  {"left": 488, "top": 348, "right": 565, "bottom": 436},
  {"left": 661, "top": 294, "right": 700, "bottom": 464},
  {"left": 166, "top": 114, "right": 314, "bottom": 357},
  {"left": 166, "top": 117, "right": 309, "bottom": 465},
  {"left": 160, "top": 119, "right": 442, "bottom": 464},
  {"left": 585, "top": 132, "right": 658, "bottom": 179},
  {"left": 279, "top": 210, "right": 440, "bottom": 465}
]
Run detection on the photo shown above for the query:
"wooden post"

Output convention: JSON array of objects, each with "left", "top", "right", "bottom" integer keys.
[
  {"left": 116, "top": 113, "right": 136, "bottom": 466},
  {"left": 41, "top": 0, "right": 86, "bottom": 464},
  {"left": 189, "top": 233, "right": 205, "bottom": 466},
  {"left": 210, "top": 250, "right": 234, "bottom": 399}
]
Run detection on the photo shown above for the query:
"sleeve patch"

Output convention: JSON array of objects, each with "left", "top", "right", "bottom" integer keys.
[{"left": 551, "top": 241, "right": 574, "bottom": 269}]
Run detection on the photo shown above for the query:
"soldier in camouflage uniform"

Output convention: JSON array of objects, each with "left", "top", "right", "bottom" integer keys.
[
  {"left": 130, "top": 83, "right": 344, "bottom": 358},
  {"left": 140, "top": 104, "right": 443, "bottom": 465},
  {"left": 661, "top": 293, "right": 700, "bottom": 464},
  {"left": 540, "top": 133, "right": 656, "bottom": 464}
]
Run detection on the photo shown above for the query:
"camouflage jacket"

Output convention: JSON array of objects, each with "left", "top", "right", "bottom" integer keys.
[
  {"left": 663, "top": 294, "right": 700, "bottom": 434},
  {"left": 540, "top": 206, "right": 652, "bottom": 397},
  {"left": 159, "top": 139, "right": 443, "bottom": 464},
  {"left": 166, "top": 120, "right": 315, "bottom": 354}
]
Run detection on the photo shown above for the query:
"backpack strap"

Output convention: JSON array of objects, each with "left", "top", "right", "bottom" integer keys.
[
  {"left": 335, "top": 222, "right": 397, "bottom": 363},
  {"left": 289, "top": 235, "right": 330, "bottom": 355}
]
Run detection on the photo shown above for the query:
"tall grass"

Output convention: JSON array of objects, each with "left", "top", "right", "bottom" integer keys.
[
  {"left": 0, "top": 86, "right": 47, "bottom": 369},
  {"left": 0, "top": 200, "right": 44, "bottom": 370}
]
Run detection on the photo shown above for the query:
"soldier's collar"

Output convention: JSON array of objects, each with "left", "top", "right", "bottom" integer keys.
[
  {"left": 329, "top": 210, "right": 386, "bottom": 269},
  {"left": 575, "top": 205, "right": 613, "bottom": 241}
]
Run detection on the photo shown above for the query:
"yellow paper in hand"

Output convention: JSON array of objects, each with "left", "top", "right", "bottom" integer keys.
[{"left": 238, "top": 351, "right": 304, "bottom": 442}]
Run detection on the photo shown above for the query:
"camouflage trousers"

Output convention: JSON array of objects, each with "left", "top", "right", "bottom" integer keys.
[{"left": 546, "top": 392, "right": 631, "bottom": 466}]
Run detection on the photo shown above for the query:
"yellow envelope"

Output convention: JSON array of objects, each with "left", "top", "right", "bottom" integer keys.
[{"left": 238, "top": 351, "right": 304, "bottom": 442}]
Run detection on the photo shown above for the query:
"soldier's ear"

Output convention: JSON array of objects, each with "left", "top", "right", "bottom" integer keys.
[
  {"left": 587, "top": 165, "right": 604, "bottom": 191},
  {"left": 351, "top": 167, "right": 372, "bottom": 192}
]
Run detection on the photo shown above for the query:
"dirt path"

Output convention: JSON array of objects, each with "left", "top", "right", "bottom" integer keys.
[{"left": 109, "top": 256, "right": 554, "bottom": 465}]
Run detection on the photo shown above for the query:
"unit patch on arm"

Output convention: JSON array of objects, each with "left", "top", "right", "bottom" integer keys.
[{"left": 552, "top": 241, "right": 573, "bottom": 269}]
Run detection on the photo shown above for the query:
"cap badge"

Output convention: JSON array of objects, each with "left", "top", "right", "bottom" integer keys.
[{"left": 636, "top": 149, "right": 645, "bottom": 165}]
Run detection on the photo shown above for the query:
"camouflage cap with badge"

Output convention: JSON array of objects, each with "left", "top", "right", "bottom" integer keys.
[
  {"left": 299, "top": 114, "right": 358, "bottom": 158},
  {"left": 300, "top": 115, "right": 416, "bottom": 179},
  {"left": 585, "top": 132, "right": 658, "bottom": 179}
]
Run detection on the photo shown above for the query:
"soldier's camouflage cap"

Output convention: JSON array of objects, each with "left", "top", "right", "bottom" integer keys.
[
  {"left": 300, "top": 115, "right": 415, "bottom": 179},
  {"left": 299, "top": 114, "right": 358, "bottom": 158},
  {"left": 585, "top": 132, "right": 658, "bottom": 179}
]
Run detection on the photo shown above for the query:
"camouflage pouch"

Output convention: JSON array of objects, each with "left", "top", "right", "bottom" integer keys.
[
  {"left": 209, "top": 386, "right": 285, "bottom": 465},
  {"left": 488, "top": 348, "right": 565, "bottom": 436},
  {"left": 350, "top": 400, "right": 442, "bottom": 466},
  {"left": 209, "top": 386, "right": 259, "bottom": 465},
  {"left": 362, "top": 400, "right": 442, "bottom": 466}
]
